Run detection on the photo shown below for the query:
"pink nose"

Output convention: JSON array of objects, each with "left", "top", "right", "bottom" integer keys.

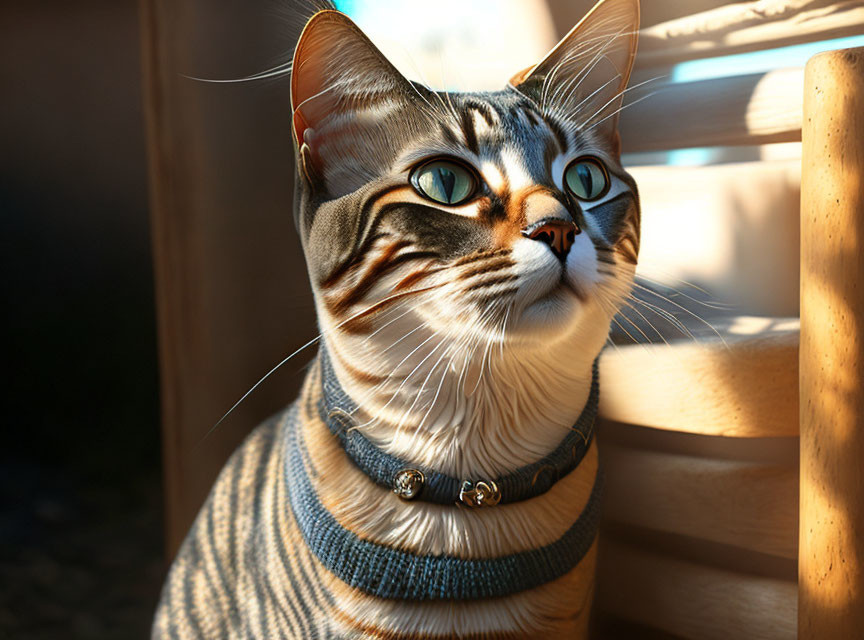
[{"left": 525, "top": 220, "right": 579, "bottom": 260}]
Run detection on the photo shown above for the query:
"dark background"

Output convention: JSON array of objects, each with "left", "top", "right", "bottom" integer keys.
[
  {"left": 0, "top": 1, "right": 727, "bottom": 638},
  {"left": 1, "top": 2, "right": 162, "bottom": 638}
]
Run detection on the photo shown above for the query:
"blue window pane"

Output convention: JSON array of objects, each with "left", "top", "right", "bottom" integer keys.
[{"left": 671, "top": 35, "right": 864, "bottom": 83}]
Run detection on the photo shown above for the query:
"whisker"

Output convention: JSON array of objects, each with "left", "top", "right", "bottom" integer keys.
[
  {"left": 342, "top": 318, "right": 432, "bottom": 419},
  {"left": 546, "top": 36, "right": 620, "bottom": 112},
  {"left": 197, "top": 334, "right": 320, "bottom": 446},
  {"left": 603, "top": 299, "right": 644, "bottom": 348},
  {"left": 468, "top": 302, "right": 499, "bottom": 395},
  {"left": 416, "top": 338, "right": 463, "bottom": 432},
  {"left": 615, "top": 303, "right": 658, "bottom": 344},
  {"left": 542, "top": 38, "right": 607, "bottom": 110},
  {"left": 351, "top": 329, "right": 443, "bottom": 430},
  {"left": 362, "top": 303, "right": 416, "bottom": 343},
  {"left": 200, "top": 283, "right": 441, "bottom": 444},
  {"left": 540, "top": 29, "right": 627, "bottom": 110},
  {"left": 382, "top": 320, "right": 428, "bottom": 354},
  {"left": 634, "top": 273, "right": 735, "bottom": 310},
  {"left": 581, "top": 90, "right": 658, "bottom": 134},
  {"left": 629, "top": 281, "right": 728, "bottom": 347},
  {"left": 575, "top": 75, "right": 664, "bottom": 133},
  {"left": 499, "top": 304, "right": 512, "bottom": 359},
  {"left": 397, "top": 335, "right": 457, "bottom": 435},
  {"left": 627, "top": 295, "right": 696, "bottom": 341}
]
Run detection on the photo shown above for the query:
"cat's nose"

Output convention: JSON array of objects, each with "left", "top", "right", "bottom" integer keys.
[{"left": 523, "top": 219, "right": 580, "bottom": 261}]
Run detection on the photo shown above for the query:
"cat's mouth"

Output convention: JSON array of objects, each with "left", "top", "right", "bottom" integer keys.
[
  {"left": 531, "top": 262, "right": 587, "bottom": 302},
  {"left": 559, "top": 274, "right": 586, "bottom": 301},
  {"left": 510, "top": 274, "right": 585, "bottom": 334},
  {"left": 537, "top": 277, "right": 584, "bottom": 306}
]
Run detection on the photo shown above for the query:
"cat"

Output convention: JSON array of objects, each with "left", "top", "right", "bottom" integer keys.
[{"left": 152, "top": 0, "right": 641, "bottom": 637}]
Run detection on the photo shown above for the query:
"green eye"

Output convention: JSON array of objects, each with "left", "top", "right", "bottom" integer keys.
[
  {"left": 564, "top": 157, "right": 609, "bottom": 201},
  {"left": 412, "top": 160, "right": 476, "bottom": 205}
]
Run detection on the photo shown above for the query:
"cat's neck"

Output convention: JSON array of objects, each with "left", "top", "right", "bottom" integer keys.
[{"left": 321, "top": 313, "right": 606, "bottom": 479}]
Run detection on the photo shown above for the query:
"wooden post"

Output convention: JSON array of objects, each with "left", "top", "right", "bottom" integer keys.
[
  {"left": 139, "top": 0, "right": 316, "bottom": 557},
  {"left": 800, "top": 47, "right": 864, "bottom": 638}
]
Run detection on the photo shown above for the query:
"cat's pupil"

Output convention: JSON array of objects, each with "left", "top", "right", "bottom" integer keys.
[
  {"left": 576, "top": 164, "right": 593, "bottom": 196},
  {"left": 413, "top": 160, "right": 474, "bottom": 205},
  {"left": 435, "top": 167, "right": 457, "bottom": 203}
]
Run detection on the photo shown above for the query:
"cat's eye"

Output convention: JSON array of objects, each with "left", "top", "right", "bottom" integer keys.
[
  {"left": 564, "top": 157, "right": 609, "bottom": 201},
  {"left": 411, "top": 160, "right": 476, "bottom": 206}
]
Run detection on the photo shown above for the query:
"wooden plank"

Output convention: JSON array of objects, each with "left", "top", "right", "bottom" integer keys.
[
  {"left": 603, "top": 443, "right": 798, "bottom": 559},
  {"left": 618, "top": 67, "right": 804, "bottom": 153},
  {"left": 799, "top": 46, "right": 864, "bottom": 639},
  {"left": 140, "top": 0, "right": 316, "bottom": 556},
  {"left": 622, "top": 140, "right": 802, "bottom": 166},
  {"left": 636, "top": 0, "right": 864, "bottom": 67},
  {"left": 599, "top": 317, "right": 799, "bottom": 437},
  {"left": 547, "top": 0, "right": 734, "bottom": 37},
  {"left": 597, "top": 540, "right": 798, "bottom": 639}
]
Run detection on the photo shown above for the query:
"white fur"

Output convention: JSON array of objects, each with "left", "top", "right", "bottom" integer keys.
[
  {"left": 479, "top": 161, "right": 506, "bottom": 193},
  {"left": 499, "top": 146, "right": 535, "bottom": 191},
  {"left": 318, "top": 224, "right": 619, "bottom": 478},
  {"left": 308, "top": 121, "right": 635, "bottom": 639},
  {"left": 303, "top": 394, "right": 599, "bottom": 556}
]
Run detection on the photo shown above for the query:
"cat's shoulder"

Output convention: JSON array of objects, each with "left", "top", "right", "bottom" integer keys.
[{"left": 211, "top": 405, "right": 294, "bottom": 502}]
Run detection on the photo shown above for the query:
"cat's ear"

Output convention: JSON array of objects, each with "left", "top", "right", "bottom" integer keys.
[
  {"left": 291, "top": 10, "right": 421, "bottom": 191},
  {"left": 510, "top": 0, "right": 639, "bottom": 144}
]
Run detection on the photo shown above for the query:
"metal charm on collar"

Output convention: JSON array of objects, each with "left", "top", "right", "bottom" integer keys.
[
  {"left": 327, "top": 407, "right": 355, "bottom": 431},
  {"left": 393, "top": 469, "right": 425, "bottom": 500},
  {"left": 459, "top": 480, "right": 501, "bottom": 507}
]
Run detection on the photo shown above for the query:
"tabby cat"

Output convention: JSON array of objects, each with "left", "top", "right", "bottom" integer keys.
[{"left": 153, "top": 0, "right": 641, "bottom": 637}]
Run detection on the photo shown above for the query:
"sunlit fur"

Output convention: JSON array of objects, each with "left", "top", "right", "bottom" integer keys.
[{"left": 154, "top": 0, "right": 642, "bottom": 638}]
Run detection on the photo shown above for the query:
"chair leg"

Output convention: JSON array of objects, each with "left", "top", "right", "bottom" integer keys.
[{"left": 800, "top": 46, "right": 864, "bottom": 639}]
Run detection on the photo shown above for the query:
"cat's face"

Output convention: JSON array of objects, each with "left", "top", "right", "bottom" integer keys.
[{"left": 292, "top": 0, "right": 639, "bottom": 357}]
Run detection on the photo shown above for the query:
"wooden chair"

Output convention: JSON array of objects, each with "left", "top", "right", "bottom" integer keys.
[
  {"left": 593, "top": 3, "right": 864, "bottom": 637},
  {"left": 141, "top": 0, "right": 864, "bottom": 637}
]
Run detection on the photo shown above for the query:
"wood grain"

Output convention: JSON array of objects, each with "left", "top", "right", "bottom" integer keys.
[
  {"left": 602, "top": 443, "right": 798, "bottom": 559},
  {"left": 799, "top": 46, "right": 864, "bottom": 638},
  {"left": 599, "top": 317, "right": 799, "bottom": 437},
  {"left": 597, "top": 540, "right": 798, "bottom": 640}
]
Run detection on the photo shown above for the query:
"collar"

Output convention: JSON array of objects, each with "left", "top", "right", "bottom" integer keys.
[
  {"left": 284, "top": 403, "right": 603, "bottom": 601},
  {"left": 317, "top": 347, "right": 599, "bottom": 507}
]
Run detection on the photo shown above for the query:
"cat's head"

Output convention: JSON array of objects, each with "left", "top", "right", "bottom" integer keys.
[{"left": 291, "top": 0, "right": 640, "bottom": 391}]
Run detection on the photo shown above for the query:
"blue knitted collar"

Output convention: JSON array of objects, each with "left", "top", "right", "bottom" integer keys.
[
  {"left": 317, "top": 347, "right": 599, "bottom": 507},
  {"left": 283, "top": 403, "right": 602, "bottom": 601}
]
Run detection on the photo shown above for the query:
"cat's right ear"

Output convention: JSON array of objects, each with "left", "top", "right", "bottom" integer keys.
[
  {"left": 509, "top": 0, "right": 639, "bottom": 147},
  {"left": 290, "top": 10, "right": 419, "bottom": 189}
]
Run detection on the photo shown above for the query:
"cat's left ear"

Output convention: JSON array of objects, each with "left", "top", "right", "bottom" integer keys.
[
  {"left": 510, "top": 0, "right": 639, "bottom": 149},
  {"left": 290, "top": 10, "right": 424, "bottom": 194}
]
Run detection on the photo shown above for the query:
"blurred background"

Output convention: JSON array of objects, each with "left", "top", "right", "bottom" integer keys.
[
  {"left": 1, "top": 3, "right": 161, "bottom": 638},
  {"left": 2, "top": 0, "right": 861, "bottom": 638}
]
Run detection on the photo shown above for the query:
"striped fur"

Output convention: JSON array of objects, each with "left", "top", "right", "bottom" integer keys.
[
  {"left": 154, "top": 0, "right": 641, "bottom": 637},
  {"left": 153, "top": 370, "right": 598, "bottom": 638}
]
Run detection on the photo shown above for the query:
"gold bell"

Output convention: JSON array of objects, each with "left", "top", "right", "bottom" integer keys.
[
  {"left": 393, "top": 469, "right": 424, "bottom": 500},
  {"left": 459, "top": 480, "right": 501, "bottom": 507}
]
